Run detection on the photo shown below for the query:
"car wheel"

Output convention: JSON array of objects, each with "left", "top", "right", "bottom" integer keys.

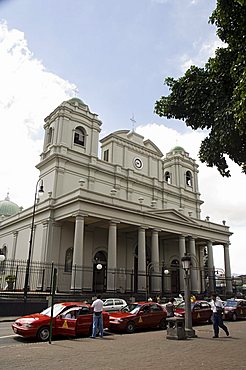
[
  {"left": 126, "top": 321, "right": 135, "bottom": 334},
  {"left": 159, "top": 318, "right": 167, "bottom": 330},
  {"left": 37, "top": 326, "right": 50, "bottom": 342},
  {"left": 232, "top": 312, "right": 237, "bottom": 321}
]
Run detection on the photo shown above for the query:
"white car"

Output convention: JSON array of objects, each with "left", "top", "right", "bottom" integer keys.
[{"left": 103, "top": 298, "right": 127, "bottom": 312}]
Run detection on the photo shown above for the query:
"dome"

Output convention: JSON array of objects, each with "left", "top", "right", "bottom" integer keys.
[
  {"left": 172, "top": 146, "right": 186, "bottom": 152},
  {"left": 67, "top": 97, "right": 85, "bottom": 105},
  {"left": 0, "top": 194, "right": 21, "bottom": 217}
]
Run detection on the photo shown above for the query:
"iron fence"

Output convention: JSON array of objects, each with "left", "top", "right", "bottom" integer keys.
[{"left": 0, "top": 259, "right": 235, "bottom": 297}]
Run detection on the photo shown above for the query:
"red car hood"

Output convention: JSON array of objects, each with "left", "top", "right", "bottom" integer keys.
[
  {"left": 15, "top": 313, "right": 50, "bottom": 324},
  {"left": 109, "top": 312, "right": 135, "bottom": 319}
]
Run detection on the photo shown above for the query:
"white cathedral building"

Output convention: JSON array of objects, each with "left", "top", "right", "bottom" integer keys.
[{"left": 0, "top": 98, "right": 233, "bottom": 296}]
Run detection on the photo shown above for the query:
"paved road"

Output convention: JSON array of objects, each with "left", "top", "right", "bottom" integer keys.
[{"left": 0, "top": 321, "right": 246, "bottom": 370}]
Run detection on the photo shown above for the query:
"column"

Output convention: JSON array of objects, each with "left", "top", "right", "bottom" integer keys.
[
  {"left": 138, "top": 227, "right": 146, "bottom": 292},
  {"left": 10, "top": 232, "right": 18, "bottom": 277},
  {"left": 224, "top": 243, "right": 233, "bottom": 294},
  {"left": 207, "top": 240, "right": 215, "bottom": 293},
  {"left": 151, "top": 229, "right": 161, "bottom": 293},
  {"left": 199, "top": 246, "right": 205, "bottom": 293},
  {"left": 36, "top": 222, "right": 49, "bottom": 291},
  {"left": 188, "top": 237, "right": 200, "bottom": 293},
  {"left": 11, "top": 232, "right": 18, "bottom": 260},
  {"left": 71, "top": 213, "right": 85, "bottom": 291},
  {"left": 107, "top": 221, "right": 117, "bottom": 292},
  {"left": 40, "top": 221, "right": 49, "bottom": 262},
  {"left": 179, "top": 235, "right": 186, "bottom": 291}
]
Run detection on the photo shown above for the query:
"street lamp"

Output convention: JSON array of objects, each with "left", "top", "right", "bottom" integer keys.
[
  {"left": 181, "top": 254, "right": 196, "bottom": 338},
  {"left": 95, "top": 263, "right": 103, "bottom": 294},
  {"left": 23, "top": 179, "right": 44, "bottom": 303},
  {"left": 0, "top": 255, "right": 5, "bottom": 262}
]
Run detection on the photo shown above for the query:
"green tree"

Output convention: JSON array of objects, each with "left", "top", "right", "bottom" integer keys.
[{"left": 155, "top": 0, "right": 246, "bottom": 176}]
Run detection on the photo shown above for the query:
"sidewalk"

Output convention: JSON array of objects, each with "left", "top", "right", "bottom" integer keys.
[
  {"left": 1, "top": 321, "right": 246, "bottom": 370},
  {"left": 0, "top": 316, "right": 17, "bottom": 322}
]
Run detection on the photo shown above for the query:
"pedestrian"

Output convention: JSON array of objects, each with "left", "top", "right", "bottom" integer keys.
[
  {"left": 190, "top": 294, "right": 196, "bottom": 303},
  {"left": 210, "top": 292, "right": 229, "bottom": 338},
  {"left": 166, "top": 298, "right": 175, "bottom": 317},
  {"left": 91, "top": 294, "right": 104, "bottom": 338}
]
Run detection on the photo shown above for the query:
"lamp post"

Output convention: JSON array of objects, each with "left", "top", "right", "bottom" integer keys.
[
  {"left": 23, "top": 179, "right": 44, "bottom": 303},
  {"left": 95, "top": 263, "right": 102, "bottom": 294},
  {"left": 181, "top": 254, "right": 196, "bottom": 338},
  {"left": 0, "top": 255, "right": 5, "bottom": 262}
]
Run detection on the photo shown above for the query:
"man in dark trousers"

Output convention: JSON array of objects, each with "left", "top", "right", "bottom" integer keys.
[{"left": 210, "top": 292, "right": 229, "bottom": 338}]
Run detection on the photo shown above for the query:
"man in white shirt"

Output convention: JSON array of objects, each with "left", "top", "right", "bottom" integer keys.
[
  {"left": 210, "top": 292, "right": 229, "bottom": 338},
  {"left": 91, "top": 295, "right": 104, "bottom": 338}
]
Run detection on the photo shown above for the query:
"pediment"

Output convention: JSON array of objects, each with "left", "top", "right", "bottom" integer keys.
[{"left": 148, "top": 209, "right": 197, "bottom": 224}]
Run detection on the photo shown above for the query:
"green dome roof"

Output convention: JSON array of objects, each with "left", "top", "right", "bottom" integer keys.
[
  {"left": 0, "top": 194, "right": 21, "bottom": 217},
  {"left": 67, "top": 97, "right": 85, "bottom": 105},
  {"left": 172, "top": 146, "right": 185, "bottom": 152}
]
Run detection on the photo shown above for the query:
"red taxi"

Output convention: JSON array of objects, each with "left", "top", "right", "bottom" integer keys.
[
  {"left": 109, "top": 301, "right": 167, "bottom": 333},
  {"left": 224, "top": 299, "right": 246, "bottom": 321},
  {"left": 12, "top": 302, "right": 109, "bottom": 341},
  {"left": 174, "top": 300, "right": 212, "bottom": 324}
]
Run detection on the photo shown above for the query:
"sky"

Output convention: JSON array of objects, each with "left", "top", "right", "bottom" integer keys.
[{"left": 0, "top": 0, "right": 245, "bottom": 275}]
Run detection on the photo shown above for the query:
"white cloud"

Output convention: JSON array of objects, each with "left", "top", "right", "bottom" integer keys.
[
  {"left": 180, "top": 37, "right": 225, "bottom": 72},
  {"left": 136, "top": 123, "right": 246, "bottom": 275},
  {"left": 0, "top": 21, "right": 77, "bottom": 208}
]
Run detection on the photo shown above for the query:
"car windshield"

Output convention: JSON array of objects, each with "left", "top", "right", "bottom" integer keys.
[
  {"left": 40, "top": 304, "right": 67, "bottom": 317},
  {"left": 124, "top": 304, "right": 142, "bottom": 314},
  {"left": 225, "top": 300, "right": 238, "bottom": 307}
]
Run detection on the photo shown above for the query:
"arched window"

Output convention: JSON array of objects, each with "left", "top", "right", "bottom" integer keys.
[
  {"left": 170, "top": 259, "right": 180, "bottom": 294},
  {"left": 186, "top": 171, "right": 192, "bottom": 187},
  {"left": 47, "top": 127, "right": 53, "bottom": 145},
  {"left": 165, "top": 171, "right": 171, "bottom": 184},
  {"left": 94, "top": 251, "right": 107, "bottom": 264},
  {"left": 74, "top": 126, "right": 86, "bottom": 147},
  {"left": 64, "top": 247, "right": 73, "bottom": 272}
]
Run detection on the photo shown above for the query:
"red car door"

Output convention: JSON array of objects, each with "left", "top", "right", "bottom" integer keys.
[
  {"left": 148, "top": 304, "right": 165, "bottom": 327},
  {"left": 136, "top": 305, "right": 152, "bottom": 329},
  {"left": 192, "top": 303, "right": 202, "bottom": 322},
  {"left": 55, "top": 308, "right": 78, "bottom": 337},
  {"left": 75, "top": 306, "right": 93, "bottom": 335}
]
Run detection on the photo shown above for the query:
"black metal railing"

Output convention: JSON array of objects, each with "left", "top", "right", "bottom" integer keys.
[{"left": 0, "top": 259, "right": 237, "bottom": 298}]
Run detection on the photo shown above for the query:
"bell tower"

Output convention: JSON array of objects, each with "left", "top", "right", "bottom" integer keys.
[
  {"left": 36, "top": 98, "right": 102, "bottom": 200},
  {"left": 163, "top": 146, "right": 203, "bottom": 218}
]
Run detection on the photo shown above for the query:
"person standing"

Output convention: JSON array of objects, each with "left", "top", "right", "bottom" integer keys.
[
  {"left": 166, "top": 298, "right": 175, "bottom": 317},
  {"left": 91, "top": 294, "right": 104, "bottom": 338},
  {"left": 210, "top": 292, "right": 229, "bottom": 338}
]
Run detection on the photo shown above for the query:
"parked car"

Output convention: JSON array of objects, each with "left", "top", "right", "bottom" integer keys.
[
  {"left": 102, "top": 298, "right": 127, "bottom": 312},
  {"left": 161, "top": 296, "right": 183, "bottom": 309},
  {"left": 174, "top": 300, "right": 212, "bottom": 324},
  {"left": 224, "top": 298, "right": 246, "bottom": 321},
  {"left": 109, "top": 301, "right": 167, "bottom": 333},
  {"left": 12, "top": 302, "right": 109, "bottom": 341}
]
